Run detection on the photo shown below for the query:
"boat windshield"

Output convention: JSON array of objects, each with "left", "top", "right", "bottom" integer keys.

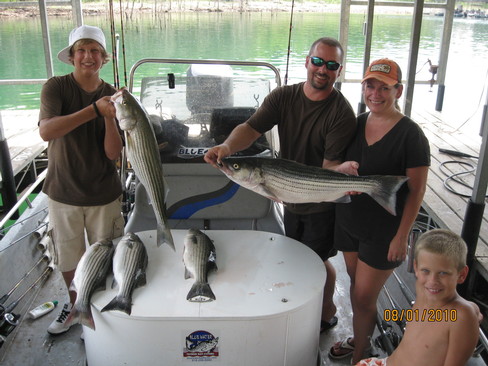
[{"left": 128, "top": 59, "right": 281, "bottom": 163}]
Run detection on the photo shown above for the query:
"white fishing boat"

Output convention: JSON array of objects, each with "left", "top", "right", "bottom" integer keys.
[
  {"left": 1, "top": 1, "right": 488, "bottom": 365},
  {"left": 1, "top": 55, "right": 487, "bottom": 366}
]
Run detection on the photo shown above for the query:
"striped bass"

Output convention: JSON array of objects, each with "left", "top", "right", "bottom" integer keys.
[
  {"left": 218, "top": 156, "right": 409, "bottom": 216},
  {"left": 112, "top": 89, "right": 175, "bottom": 250},
  {"left": 101, "top": 232, "right": 148, "bottom": 315},
  {"left": 183, "top": 229, "right": 218, "bottom": 302},
  {"left": 65, "top": 239, "right": 114, "bottom": 330}
]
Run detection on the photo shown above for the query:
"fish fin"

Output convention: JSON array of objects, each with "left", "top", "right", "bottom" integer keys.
[
  {"left": 101, "top": 295, "right": 132, "bottom": 315},
  {"left": 157, "top": 223, "right": 175, "bottom": 251},
  {"left": 68, "top": 281, "right": 77, "bottom": 293},
  {"left": 163, "top": 176, "right": 170, "bottom": 201},
  {"left": 370, "top": 175, "right": 409, "bottom": 216},
  {"left": 208, "top": 261, "right": 218, "bottom": 273},
  {"left": 110, "top": 277, "right": 118, "bottom": 290},
  {"left": 66, "top": 304, "right": 96, "bottom": 330},
  {"left": 257, "top": 184, "right": 283, "bottom": 203},
  {"left": 187, "top": 282, "right": 216, "bottom": 302},
  {"left": 184, "top": 267, "right": 192, "bottom": 279},
  {"left": 134, "top": 269, "right": 147, "bottom": 288}
]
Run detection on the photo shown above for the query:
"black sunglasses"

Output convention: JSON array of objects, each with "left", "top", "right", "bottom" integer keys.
[{"left": 309, "top": 56, "right": 341, "bottom": 71}]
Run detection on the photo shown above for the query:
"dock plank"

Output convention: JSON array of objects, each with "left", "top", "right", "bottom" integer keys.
[
  {"left": 413, "top": 109, "right": 488, "bottom": 272},
  {"left": 0, "top": 110, "right": 46, "bottom": 185}
]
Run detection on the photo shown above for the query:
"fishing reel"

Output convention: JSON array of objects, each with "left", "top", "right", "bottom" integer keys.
[
  {"left": 374, "top": 319, "right": 403, "bottom": 355},
  {"left": 0, "top": 312, "right": 20, "bottom": 349}
]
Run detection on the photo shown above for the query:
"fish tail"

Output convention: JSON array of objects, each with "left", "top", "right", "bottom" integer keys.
[
  {"left": 66, "top": 304, "right": 96, "bottom": 330},
  {"left": 101, "top": 295, "right": 132, "bottom": 315},
  {"left": 370, "top": 176, "right": 409, "bottom": 216},
  {"left": 157, "top": 223, "right": 175, "bottom": 251},
  {"left": 187, "top": 282, "right": 216, "bottom": 302}
]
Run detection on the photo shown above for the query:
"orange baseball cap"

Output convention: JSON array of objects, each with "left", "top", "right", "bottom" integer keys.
[{"left": 362, "top": 58, "right": 402, "bottom": 86}]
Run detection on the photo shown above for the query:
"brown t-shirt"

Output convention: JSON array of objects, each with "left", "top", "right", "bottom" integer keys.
[
  {"left": 247, "top": 82, "right": 356, "bottom": 214},
  {"left": 39, "top": 73, "right": 122, "bottom": 206}
]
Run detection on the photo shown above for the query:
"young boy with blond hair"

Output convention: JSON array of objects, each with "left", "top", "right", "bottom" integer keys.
[{"left": 356, "top": 229, "right": 481, "bottom": 366}]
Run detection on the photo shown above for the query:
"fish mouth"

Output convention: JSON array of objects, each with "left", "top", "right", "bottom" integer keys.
[
  {"left": 216, "top": 160, "right": 232, "bottom": 176},
  {"left": 111, "top": 89, "right": 123, "bottom": 103}
]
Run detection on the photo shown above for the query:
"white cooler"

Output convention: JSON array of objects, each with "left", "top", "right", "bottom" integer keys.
[{"left": 85, "top": 230, "right": 326, "bottom": 366}]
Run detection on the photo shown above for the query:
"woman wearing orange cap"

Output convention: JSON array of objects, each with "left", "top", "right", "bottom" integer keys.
[{"left": 329, "top": 59, "right": 430, "bottom": 363}]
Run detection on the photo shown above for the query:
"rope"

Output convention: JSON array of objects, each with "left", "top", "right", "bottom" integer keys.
[
  {"left": 439, "top": 159, "right": 488, "bottom": 198},
  {"left": 284, "top": 0, "right": 295, "bottom": 86}
]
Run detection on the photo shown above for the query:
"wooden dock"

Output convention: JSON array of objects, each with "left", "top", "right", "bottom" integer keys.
[
  {"left": 412, "top": 107, "right": 488, "bottom": 286},
  {"left": 0, "top": 110, "right": 46, "bottom": 189}
]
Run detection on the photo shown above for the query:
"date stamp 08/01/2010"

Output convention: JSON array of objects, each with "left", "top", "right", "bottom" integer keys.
[{"left": 383, "top": 308, "right": 457, "bottom": 322}]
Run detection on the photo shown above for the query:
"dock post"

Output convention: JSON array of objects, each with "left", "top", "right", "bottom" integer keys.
[
  {"left": 0, "top": 113, "right": 18, "bottom": 219},
  {"left": 459, "top": 86, "right": 488, "bottom": 296},
  {"left": 435, "top": 84, "right": 445, "bottom": 111}
]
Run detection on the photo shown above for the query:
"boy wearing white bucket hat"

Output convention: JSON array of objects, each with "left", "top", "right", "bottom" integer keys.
[{"left": 38, "top": 25, "right": 124, "bottom": 336}]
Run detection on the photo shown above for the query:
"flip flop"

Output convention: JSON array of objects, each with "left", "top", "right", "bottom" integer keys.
[
  {"left": 320, "top": 315, "right": 338, "bottom": 333},
  {"left": 328, "top": 337, "right": 355, "bottom": 360}
]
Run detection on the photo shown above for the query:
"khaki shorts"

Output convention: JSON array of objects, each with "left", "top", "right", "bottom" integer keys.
[{"left": 48, "top": 197, "right": 124, "bottom": 272}]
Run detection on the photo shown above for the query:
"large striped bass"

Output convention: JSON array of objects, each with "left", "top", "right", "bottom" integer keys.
[
  {"left": 112, "top": 89, "right": 175, "bottom": 250},
  {"left": 183, "top": 229, "right": 218, "bottom": 302},
  {"left": 101, "top": 232, "right": 148, "bottom": 315},
  {"left": 218, "top": 157, "right": 408, "bottom": 216},
  {"left": 65, "top": 239, "right": 114, "bottom": 330}
]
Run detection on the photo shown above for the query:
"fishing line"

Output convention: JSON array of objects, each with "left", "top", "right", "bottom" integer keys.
[
  {"left": 453, "top": 65, "right": 488, "bottom": 132},
  {"left": 284, "top": 0, "right": 295, "bottom": 86}
]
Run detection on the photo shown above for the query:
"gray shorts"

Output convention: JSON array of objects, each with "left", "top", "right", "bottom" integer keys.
[{"left": 47, "top": 197, "right": 124, "bottom": 272}]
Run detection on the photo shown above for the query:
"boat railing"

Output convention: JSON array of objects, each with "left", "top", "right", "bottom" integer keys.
[
  {"left": 0, "top": 169, "right": 47, "bottom": 235},
  {"left": 127, "top": 58, "right": 282, "bottom": 92}
]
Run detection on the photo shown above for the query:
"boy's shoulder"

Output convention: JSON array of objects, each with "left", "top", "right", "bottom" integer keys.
[{"left": 450, "top": 296, "right": 481, "bottom": 324}]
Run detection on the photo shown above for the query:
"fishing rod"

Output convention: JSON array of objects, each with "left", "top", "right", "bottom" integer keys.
[
  {"left": 0, "top": 253, "right": 52, "bottom": 318},
  {"left": 0, "top": 265, "right": 52, "bottom": 349},
  {"left": 36, "top": 233, "right": 51, "bottom": 252},
  {"left": 283, "top": 0, "right": 295, "bottom": 86},
  {"left": 1, "top": 264, "right": 53, "bottom": 317},
  {"left": 382, "top": 284, "right": 406, "bottom": 336},
  {"left": 392, "top": 270, "right": 415, "bottom": 306},
  {"left": 118, "top": 0, "right": 128, "bottom": 87},
  {"left": 109, "top": 0, "right": 120, "bottom": 89},
  {"left": 374, "top": 312, "right": 396, "bottom": 356}
]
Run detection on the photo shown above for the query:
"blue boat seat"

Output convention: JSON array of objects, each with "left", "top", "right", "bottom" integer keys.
[{"left": 124, "top": 163, "right": 284, "bottom": 234}]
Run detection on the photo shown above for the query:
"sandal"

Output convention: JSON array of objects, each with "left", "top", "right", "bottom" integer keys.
[
  {"left": 320, "top": 316, "right": 338, "bottom": 333},
  {"left": 328, "top": 337, "right": 354, "bottom": 360}
]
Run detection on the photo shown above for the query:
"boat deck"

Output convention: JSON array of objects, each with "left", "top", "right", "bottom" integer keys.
[{"left": 0, "top": 104, "right": 487, "bottom": 365}]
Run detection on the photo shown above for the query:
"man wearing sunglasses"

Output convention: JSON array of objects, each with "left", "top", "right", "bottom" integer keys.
[{"left": 204, "top": 37, "right": 357, "bottom": 333}]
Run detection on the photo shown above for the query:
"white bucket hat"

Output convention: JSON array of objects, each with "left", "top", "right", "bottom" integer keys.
[{"left": 57, "top": 25, "right": 107, "bottom": 65}]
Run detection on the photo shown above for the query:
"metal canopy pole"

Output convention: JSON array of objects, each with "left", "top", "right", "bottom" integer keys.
[
  {"left": 72, "top": 0, "right": 83, "bottom": 27},
  {"left": 337, "top": 0, "right": 351, "bottom": 91},
  {"left": 357, "top": 0, "right": 374, "bottom": 115},
  {"left": 403, "top": 0, "right": 423, "bottom": 117},
  {"left": 38, "top": 0, "right": 53, "bottom": 79},
  {"left": 435, "top": 0, "right": 455, "bottom": 111},
  {"left": 459, "top": 84, "right": 488, "bottom": 296}
]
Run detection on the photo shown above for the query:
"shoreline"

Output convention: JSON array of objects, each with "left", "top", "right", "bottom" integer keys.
[{"left": 0, "top": 1, "right": 423, "bottom": 18}]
